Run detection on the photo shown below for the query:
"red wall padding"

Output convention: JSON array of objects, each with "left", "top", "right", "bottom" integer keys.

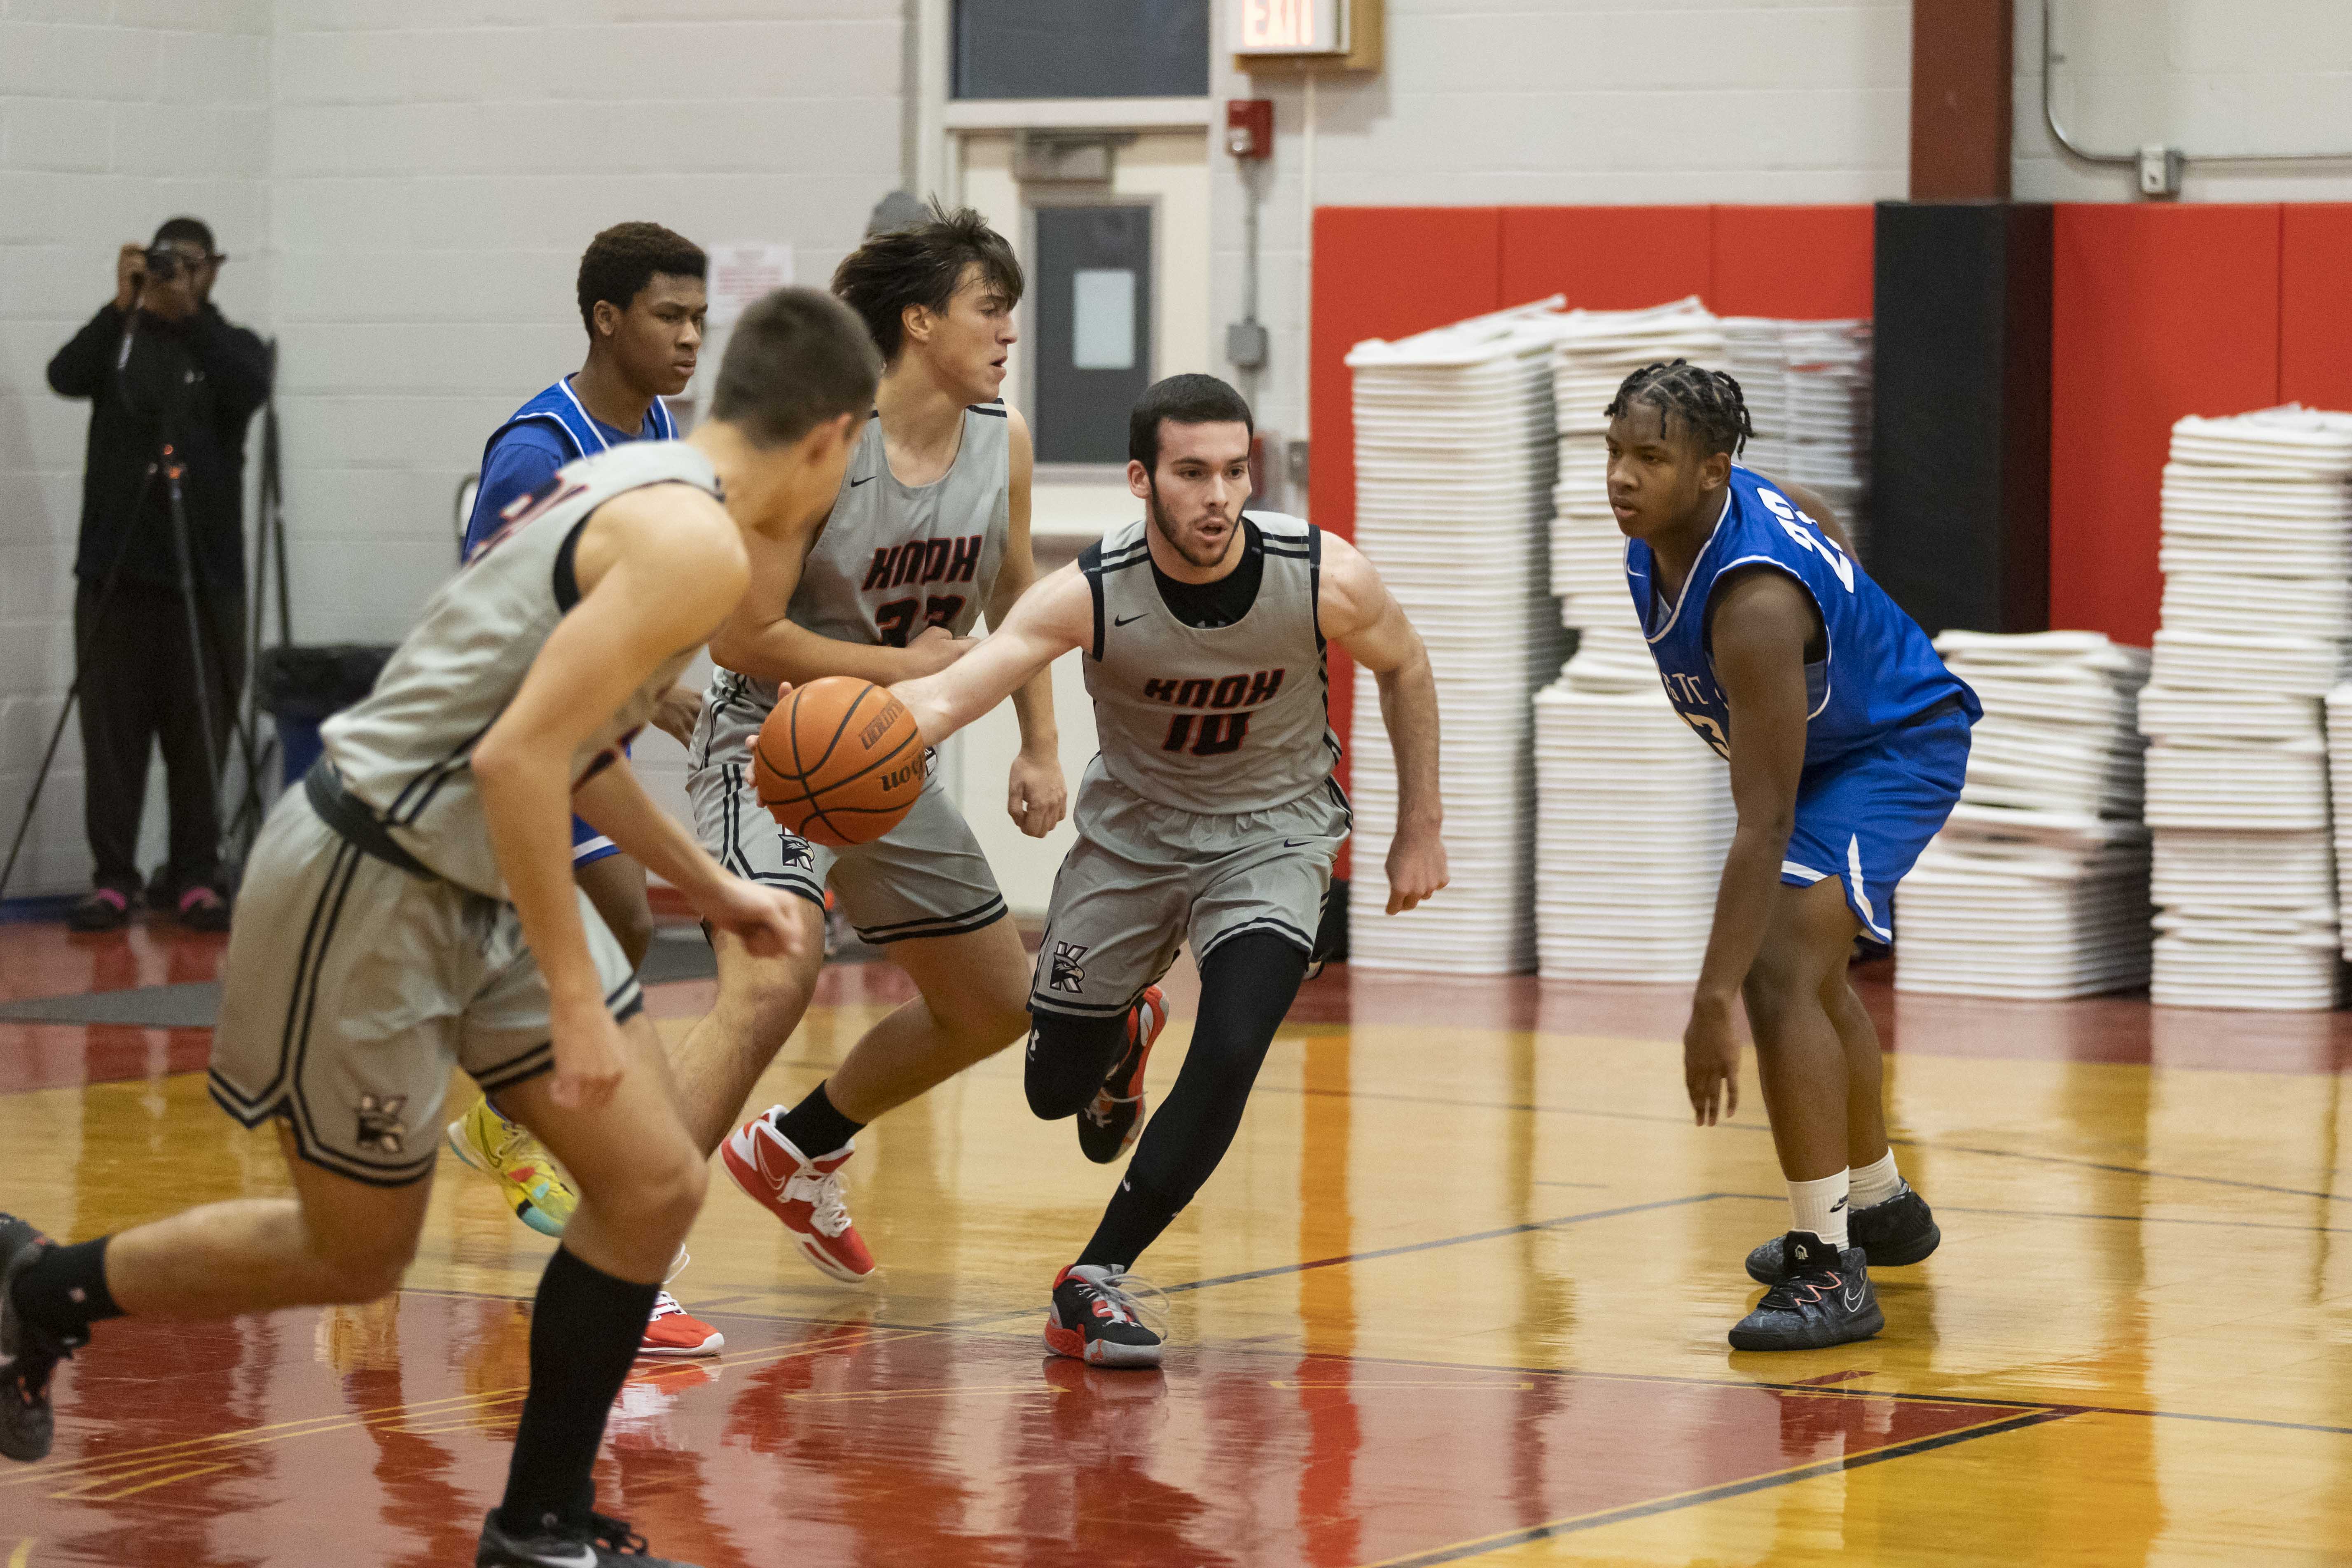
[
  {"left": 1709, "top": 205, "right": 1877, "bottom": 320},
  {"left": 1497, "top": 206, "right": 1713, "bottom": 313},
  {"left": 2282, "top": 206, "right": 2352, "bottom": 413},
  {"left": 2049, "top": 205, "right": 2283, "bottom": 647}
]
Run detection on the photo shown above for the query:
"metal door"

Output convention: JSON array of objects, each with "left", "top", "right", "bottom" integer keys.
[{"left": 1032, "top": 204, "right": 1153, "bottom": 464}]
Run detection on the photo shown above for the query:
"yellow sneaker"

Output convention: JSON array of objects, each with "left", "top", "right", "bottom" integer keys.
[{"left": 445, "top": 1097, "right": 576, "bottom": 1237}]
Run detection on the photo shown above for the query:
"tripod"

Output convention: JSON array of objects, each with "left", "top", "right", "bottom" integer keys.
[{"left": 0, "top": 323, "right": 278, "bottom": 908}]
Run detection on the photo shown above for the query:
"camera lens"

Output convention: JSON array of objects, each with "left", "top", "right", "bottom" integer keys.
[{"left": 145, "top": 248, "right": 182, "bottom": 281}]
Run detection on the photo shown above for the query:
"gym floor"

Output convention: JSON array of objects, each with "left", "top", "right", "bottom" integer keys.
[{"left": 3, "top": 916, "right": 2348, "bottom": 1566}]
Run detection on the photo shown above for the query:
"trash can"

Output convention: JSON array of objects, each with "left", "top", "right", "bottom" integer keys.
[{"left": 253, "top": 645, "right": 395, "bottom": 787}]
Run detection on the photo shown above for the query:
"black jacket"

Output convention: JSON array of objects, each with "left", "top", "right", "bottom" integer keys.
[{"left": 47, "top": 301, "right": 271, "bottom": 594}]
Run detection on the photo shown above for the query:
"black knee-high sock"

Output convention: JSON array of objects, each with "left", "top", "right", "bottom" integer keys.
[
  {"left": 1075, "top": 932, "right": 1308, "bottom": 1270},
  {"left": 496, "top": 1245, "right": 659, "bottom": 1535},
  {"left": 9, "top": 1236, "right": 122, "bottom": 1345}
]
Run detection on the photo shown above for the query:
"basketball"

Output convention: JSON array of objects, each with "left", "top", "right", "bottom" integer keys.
[{"left": 752, "top": 676, "right": 925, "bottom": 848}]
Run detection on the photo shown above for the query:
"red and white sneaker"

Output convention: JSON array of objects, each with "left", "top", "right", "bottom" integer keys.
[
  {"left": 639, "top": 1295, "right": 723, "bottom": 1358},
  {"left": 1044, "top": 1263, "right": 1165, "bottom": 1369},
  {"left": 1077, "top": 986, "right": 1168, "bottom": 1165},
  {"left": 720, "top": 1115, "right": 876, "bottom": 1283},
  {"left": 637, "top": 1251, "right": 722, "bottom": 1358}
]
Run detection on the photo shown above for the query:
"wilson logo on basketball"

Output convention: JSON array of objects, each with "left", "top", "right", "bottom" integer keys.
[
  {"left": 860, "top": 699, "right": 908, "bottom": 750},
  {"left": 753, "top": 676, "right": 926, "bottom": 849}
]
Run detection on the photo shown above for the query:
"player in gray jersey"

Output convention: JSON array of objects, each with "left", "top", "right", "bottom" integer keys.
[
  {"left": 641, "top": 204, "right": 1157, "bottom": 1288},
  {"left": 0, "top": 289, "right": 881, "bottom": 1568},
  {"left": 892, "top": 375, "right": 1449, "bottom": 1367}
]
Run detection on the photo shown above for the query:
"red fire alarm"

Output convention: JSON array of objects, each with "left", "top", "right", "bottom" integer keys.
[{"left": 1226, "top": 98, "right": 1273, "bottom": 160}]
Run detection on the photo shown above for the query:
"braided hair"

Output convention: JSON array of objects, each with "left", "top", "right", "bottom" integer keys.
[{"left": 1604, "top": 359, "right": 1753, "bottom": 458}]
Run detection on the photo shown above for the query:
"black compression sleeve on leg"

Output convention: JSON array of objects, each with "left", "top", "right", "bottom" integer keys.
[
  {"left": 1026, "top": 1007, "right": 1130, "bottom": 1121},
  {"left": 495, "top": 1245, "right": 659, "bottom": 1536},
  {"left": 1075, "top": 932, "right": 1308, "bottom": 1269}
]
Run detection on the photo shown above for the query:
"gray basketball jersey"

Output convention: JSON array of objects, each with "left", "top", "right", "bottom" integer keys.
[
  {"left": 1079, "top": 512, "right": 1340, "bottom": 816},
  {"left": 322, "top": 442, "right": 720, "bottom": 896},
  {"left": 696, "top": 404, "right": 1010, "bottom": 763}
]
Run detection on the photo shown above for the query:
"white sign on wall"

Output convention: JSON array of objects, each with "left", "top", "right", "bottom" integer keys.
[{"left": 706, "top": 242, "right": 796, "bottom": 325}]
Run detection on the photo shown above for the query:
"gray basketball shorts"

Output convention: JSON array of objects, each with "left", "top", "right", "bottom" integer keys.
[
  {"left": 208, "top": 784, "right": 640, "bottom": 1186},
  {"left": 1030, "top": 777, "right": 1351, "bottom": 1019},
  {"left": 688, "top": 749, "right": 1008, "bottom": 945}
]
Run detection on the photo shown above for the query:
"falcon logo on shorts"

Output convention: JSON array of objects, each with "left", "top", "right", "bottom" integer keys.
[
  {"left": 355, "top": 1094, "right": 409, "bottom": 1155},
  {"left": 1048, "top": 942, "right": 1089, "bottom": 994},
  {"left": 779, "top": 838, "right": 815, "bottom": 872}
]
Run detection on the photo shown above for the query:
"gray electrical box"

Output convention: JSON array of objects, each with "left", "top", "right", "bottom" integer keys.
[
  {"left": 1226, "top": 320, "right": 1269, "bottom": 369},
  {"left": 2137, "top": 145, "right": 2184, "bottom": 198}
]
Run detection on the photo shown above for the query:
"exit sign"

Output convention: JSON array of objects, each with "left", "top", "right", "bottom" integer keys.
[{"left": 1234, "top": 0, "right": 1347, "bottom": 55}]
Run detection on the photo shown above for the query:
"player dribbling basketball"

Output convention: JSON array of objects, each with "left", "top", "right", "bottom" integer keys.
[{"left": 889, "top": 374, "right": 1448, "bottom": 1366}]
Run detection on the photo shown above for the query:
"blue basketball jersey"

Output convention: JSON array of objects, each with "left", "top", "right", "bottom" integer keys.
[
  {"left": 1625, "top": 465, "right": 1978, "bottom": 768},
  {"left": 463, "top": 377, "right": 678, "bottom": 557}
]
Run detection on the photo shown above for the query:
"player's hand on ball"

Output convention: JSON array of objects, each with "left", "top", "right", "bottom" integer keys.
[
  {"left": 650, "top": 684, "right": 704, "bottom": 748},
  {"left": 1007, "top": 746, "right": 1067, "bottom": 839},
  {"left": 700, "top": 876, "right": 808, "bottom": 960},
  {"left": 1384, "top": 824, "right": 1449, "bottom": 914},
  {"left": 1682, "top": 998, "right": 1741, "bottom": 1126},
  {"left": 903, "top": 624, "right": 978, "bottom": 678},
  {"left": 549, "top": 1000, "right": 628, "bottom": 1111}
]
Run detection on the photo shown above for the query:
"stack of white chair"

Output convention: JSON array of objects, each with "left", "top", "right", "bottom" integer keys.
[
  {"left": 1778, "top": 320, "right": 1873, "bottom": 559},
  {"left": 2139, "top": 407, "right": 2352, "bottom": 1010},
  {"left": 1549, "top": 300, "right": 1725, "bottom": 644},
  {"left": 1345, "top": 304, "right": 1574, "bottom": 974},
  {"left": 1896, "top": 633, "right": 2153, "bottom": 1000},
  {"left": 1532, "top": 648, "right": 1733, "bottom": 984}
]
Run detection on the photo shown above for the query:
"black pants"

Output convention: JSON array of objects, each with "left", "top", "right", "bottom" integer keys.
[{"left": 75, "top": 580, "right": 245, "bottom": 894}]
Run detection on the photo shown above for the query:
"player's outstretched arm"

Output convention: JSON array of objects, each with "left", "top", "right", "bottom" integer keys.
[
  {"left": 892, "top": 560, "right": 1091, "bottom": 751},
  {"left": 1681, "top": 567, "right": 1814, "bottom": 1127},
  {"left": 471, "top": 487, "right": 775, "bottom": 1108},
  {"left": 1316, "top": 533, "right": 1448, "bottom": 914},
  {"left": 707, "top": 490, "right": 973, "bottom": 689},
  {"left": 991, "top": 409, "right": 1066, "bottom": 837}
]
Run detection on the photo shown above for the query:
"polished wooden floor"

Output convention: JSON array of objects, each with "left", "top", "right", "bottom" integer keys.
[{"left": 4, "top": 915, "right": 2351, "bottom": 1565}]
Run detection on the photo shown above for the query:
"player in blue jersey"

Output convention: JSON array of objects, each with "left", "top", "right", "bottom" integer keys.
[
  {"left": 447, "top": 222, "right": 720, "bottom": 1358},
  {"left": 1609, "top": 360, "right": 1978, "bottom": 1352}
]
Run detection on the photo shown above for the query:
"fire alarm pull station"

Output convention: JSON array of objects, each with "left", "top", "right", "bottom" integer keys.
[{"left": 1227, "top": 99, "right": 1273, "bottom": 160}]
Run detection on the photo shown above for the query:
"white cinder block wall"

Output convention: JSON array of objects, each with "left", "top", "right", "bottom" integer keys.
[
  {"left": 0, "top": 2, "right": 274, "bottom": 896},
  {"left": 1204, "top": 0, "right": 1915, "bottom": 507},
  {"left": 2013, "top": 0, "right": 2352, "bottom": 202},
  {"left": 0, "top": 0, "right": 906, "bottom": 896}
]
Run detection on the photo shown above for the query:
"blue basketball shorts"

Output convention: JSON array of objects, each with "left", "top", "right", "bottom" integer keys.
[
  {"left": 1778, "top": 702, "right": 1971, "bottom": 944},
  {"left": 571, "top": 739, "right": 631, "bottom": 867}
]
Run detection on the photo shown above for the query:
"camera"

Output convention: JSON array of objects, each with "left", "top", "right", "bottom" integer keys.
[{"left": 142, "top": 244, "right": 190, "bottom": 282}]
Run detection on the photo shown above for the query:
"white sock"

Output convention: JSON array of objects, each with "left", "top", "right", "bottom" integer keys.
[
  {"left": 1788, "top": 1170, "right": 1851, "bottom": 1249},
  {"left": 1849, "top": 1149, "right": 1903, "bottom": 1209}
]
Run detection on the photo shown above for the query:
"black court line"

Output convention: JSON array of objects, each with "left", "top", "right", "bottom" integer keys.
[
  {"left": 1361, "top": 1407, "right": 2081, "bottom": 1568},
  {"left": 935, "top": 1192, "right": 1746, "bottom": 1328},
  {"left": 1248, "top": 1080, "right": 2352, "bottom": 1206},
  {"left": 1898, "top": 1200, "right": 2352, "bottom": 1236},
  {"left": 390, "top": 1281, "right": 2352, "bottom": 1439}
]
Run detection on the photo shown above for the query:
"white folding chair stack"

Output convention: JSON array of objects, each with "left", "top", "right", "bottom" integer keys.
[
  {"left": 1896, "top": 632, "right": 2153, "bottom": 1000},
  {"left": 1532, "top": 655, "right": 1733, "bottom": 984},
  {"left": 2139, "top": 406, "right": 2352, "bottom": 1010},
  {"left": 1344, "top": 308, "right": 1574, "bottom": 974},
  {"left": 1779, "top": 320, "right": 1873, "bottom": 560}
]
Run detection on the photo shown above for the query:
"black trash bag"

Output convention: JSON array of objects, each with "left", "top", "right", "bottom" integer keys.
[{"left": 253, "top": 644, "right": 394, "bottom": 723}]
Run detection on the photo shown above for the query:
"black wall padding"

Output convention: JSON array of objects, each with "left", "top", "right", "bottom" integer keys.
[{"left": 1869, "top": 202, "right": 2052, "bottom": 636}]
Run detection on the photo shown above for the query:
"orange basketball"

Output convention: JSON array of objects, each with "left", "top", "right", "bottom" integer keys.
[{"left": 753, "top": 677, "right": 926, "bottom": 848}]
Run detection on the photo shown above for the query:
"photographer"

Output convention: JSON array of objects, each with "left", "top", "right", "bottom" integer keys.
[{"left": 45, "top": 217, "right": 269, "bottom": 933}]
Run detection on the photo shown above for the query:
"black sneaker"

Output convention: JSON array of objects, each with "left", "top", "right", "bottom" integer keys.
[
  {"left": 66, "top": 888, "right": 132, "bottom": 934},
  {"left": 1728, "top": 1232, "right": 1883, "bottom": 1352},
  {"left": 1043, "top": 1264, "right": 1165, "bottom": 1369},
  {"left": 476, "top": 1507, "right": 702, "bottom": 1566},
  {"left": 1077, "top": 988, "right": 1168, "bottom": 1164},
  {"left": 1745, "top": 1185, "right": 1941, "bottom": 1283},
  {"left": 0, "top": 1214, "right": 73, "bottom": 1463}
]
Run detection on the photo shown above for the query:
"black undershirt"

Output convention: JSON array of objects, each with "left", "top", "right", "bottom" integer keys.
[{"left": 1152, "top": 518, "right": 1263, "bottom": 629}]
